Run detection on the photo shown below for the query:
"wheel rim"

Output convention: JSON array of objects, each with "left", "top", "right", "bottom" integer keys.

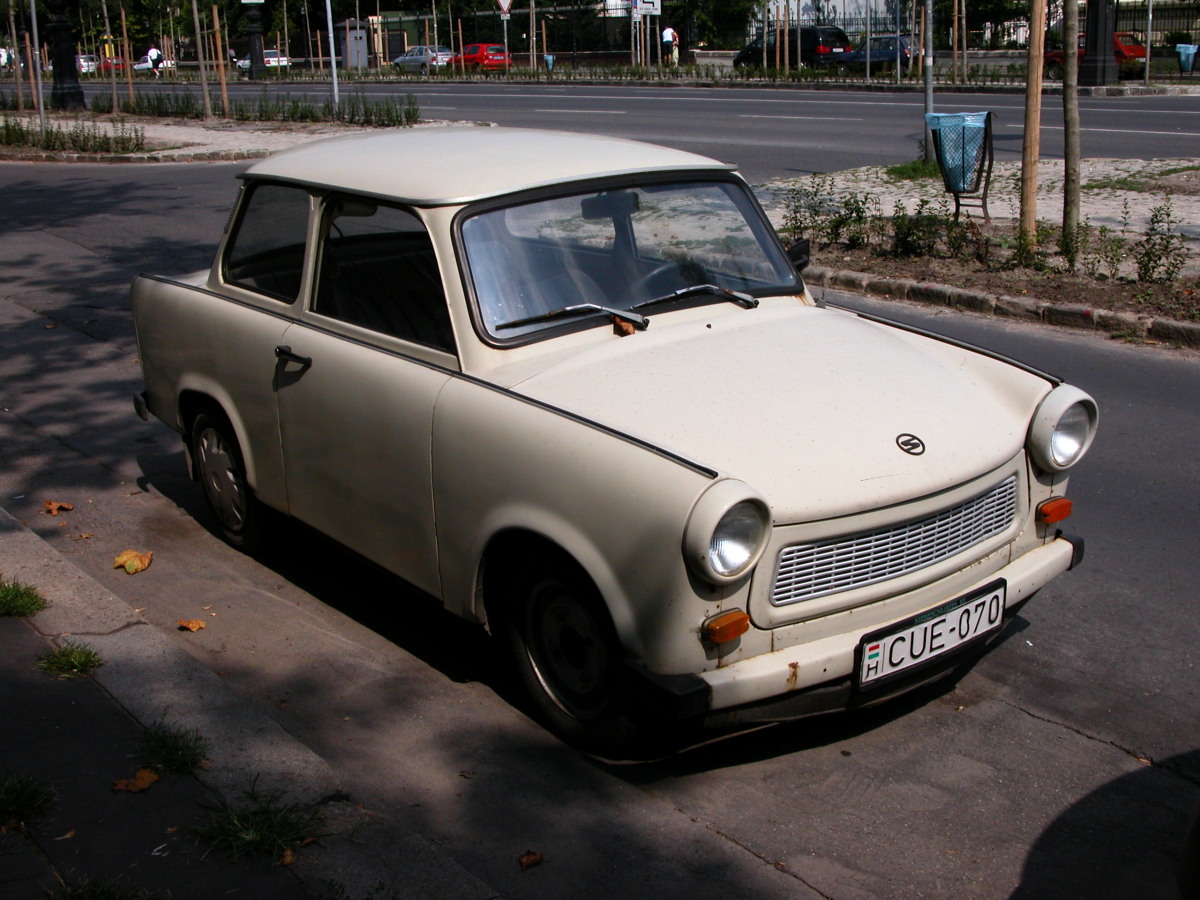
[
  {"left": 525, "top": 580, "right": 611, "bottom": 720},
  {"left": 195, "top": 426, "right": 248, "bottom": 533}
]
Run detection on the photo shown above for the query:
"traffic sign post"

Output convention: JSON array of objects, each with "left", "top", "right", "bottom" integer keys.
[{"left": 497, "top": 0, "right": 512, "bottom": 71}]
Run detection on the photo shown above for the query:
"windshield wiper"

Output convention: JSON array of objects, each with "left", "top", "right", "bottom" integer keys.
[
  {"left": 497, "top": 303, "right": 648, "bottom": 332},
  {"left": 631, "top": 284, "right": 760, "bottom": 312}
]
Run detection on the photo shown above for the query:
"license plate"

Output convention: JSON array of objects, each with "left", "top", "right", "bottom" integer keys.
[{"left": 858, "top": 581, "right": 1006, "bottom": 686}]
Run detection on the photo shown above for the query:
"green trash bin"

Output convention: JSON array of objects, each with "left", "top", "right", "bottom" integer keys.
[
  {"left": 1177, "top": 44, "right": 1198, "bottom": 74},
  {"left": 924, "top": 111, "right": 995, "bottom": 219}
]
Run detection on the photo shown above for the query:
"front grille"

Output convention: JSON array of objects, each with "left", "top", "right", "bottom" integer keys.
[{"left": 770, "top": 476, "right": 1018, "bottom": 606}]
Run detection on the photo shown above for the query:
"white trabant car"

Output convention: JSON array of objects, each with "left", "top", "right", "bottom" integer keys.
[{"left": 131, "top": 128, "right": 1097, "bottom": 756}]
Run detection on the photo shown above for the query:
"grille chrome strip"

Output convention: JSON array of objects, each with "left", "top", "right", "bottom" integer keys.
[{"left": 771, "top": 476, "right": 1018, "bottom": 606}]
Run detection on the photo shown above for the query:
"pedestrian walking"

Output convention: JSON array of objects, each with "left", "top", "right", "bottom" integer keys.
[
  {"left": 661, "top": 25, "right": 679, "bottom": 67},
  {"left": 147, "top": 43, "right": 163, "bottom": 77}
]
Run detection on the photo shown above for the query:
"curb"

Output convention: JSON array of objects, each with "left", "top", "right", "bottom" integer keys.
[
  {"left": 805, "top": 264, "right": 1200, "bottom": 349},
  {"left": 0, "top": 148, "right": 273, "bottom": 163},
  {"left": 0, "top": 505, "right": 497, "bottom": 900}
]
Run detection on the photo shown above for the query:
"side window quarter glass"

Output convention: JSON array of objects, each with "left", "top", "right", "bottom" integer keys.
[{"left": 224, "top": 182, "right": 311, "bottom": 303}]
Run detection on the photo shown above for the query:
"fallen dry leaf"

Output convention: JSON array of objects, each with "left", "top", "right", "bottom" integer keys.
[
  {"left": 518, "top": 850, "right": 545, "bottom": 870},
  {"left": 165, "top": 826, "right": 178, "bottom": 834},
  {"left": 43, "top": 501, "right": 74, "bottom": 516},
  {"left": 113, "top": 768, "right": 159, "bottom": 793},
  {"left": 113, "top": 549, "right": 153, "bottom": 575},
  {"left": 53, "top": 829, "right": 76, "bottom": 840},
  {"left": 279, "top": 847, "right": 296, "bottom": 866},
  {"left": 177, "top": 619, "right": 206, "bottom": 632}
]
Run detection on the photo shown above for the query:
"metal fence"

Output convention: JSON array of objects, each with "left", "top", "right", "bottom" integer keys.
[{"left": 775, "top": 0, "right": 1198, "bottom": 50}]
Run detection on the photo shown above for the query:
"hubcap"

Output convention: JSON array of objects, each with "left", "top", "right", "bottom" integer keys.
[
  {"left": 196, "top": 426, "right": 247, "bottom": 532},
  {"left": 527, "top": 583, "right": 610, "bottom": 720}
]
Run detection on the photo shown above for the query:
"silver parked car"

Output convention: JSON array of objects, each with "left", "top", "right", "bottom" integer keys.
[
  {"left": 392, "top": 44, "right": 453, "bottom": 74},
  {"left": 131, "top": 128, "right": 1098, "bottom": 757}
]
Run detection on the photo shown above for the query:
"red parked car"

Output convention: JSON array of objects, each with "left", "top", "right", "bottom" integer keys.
[
  {"left": 453, "top": 43, "right": 510, "bottom": 72},
  {"left": 1044, "top": 31, "right": 1147, "bottom": 80}
]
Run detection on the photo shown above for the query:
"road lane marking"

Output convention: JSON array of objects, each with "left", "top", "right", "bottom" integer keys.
[
  {"left": 1003, "top": 124, "right": 1200, "bottom": 136},
  {"left": 739, "top": 114, "right": 862, "bottom": 121},
  {"left": 534, "top": 108, "right": 626, "bottom": 113}
]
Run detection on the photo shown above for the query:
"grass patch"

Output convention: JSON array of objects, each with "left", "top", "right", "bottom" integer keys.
[
  {"left": 0, "top": 114, "right": 145, "bottom": 153},
  {"left": 0, "top": 575, "right": 47, "bottom": 617},
  {"left": 87, "top": 88, "right": 421, "bottom": 128},
  {"left": 138, "top": 722, "right": 210, "bottom": 773},
  {"left": 37, "top": 640, "right": 104, "bottom": 678},
  {"left": 0, "top": 773, "right": 57, "bottom": 832},
  {"left": 1084, "top": 164, "right": 1200, "bottom": 193},
  {"left": 48, "top": 876, "right": 155, "bottom": 900},
  {"left": 886, "top": 157, "right": 942, "bottom": 181},
  {"left": 193, "top": 780, "right": 325, "bottom": 863}
]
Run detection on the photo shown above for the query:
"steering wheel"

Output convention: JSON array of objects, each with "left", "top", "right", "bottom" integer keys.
[{"left": 640, "top": 259, "right": 688, "bottom": 296}]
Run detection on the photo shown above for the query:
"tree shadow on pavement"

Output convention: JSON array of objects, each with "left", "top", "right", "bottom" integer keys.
[{"left": 1011, "top": 749, "right": 1199, "bottom": 900}]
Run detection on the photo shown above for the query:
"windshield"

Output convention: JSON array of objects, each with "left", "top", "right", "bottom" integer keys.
[{"left": 462, "top": 179, "right": 798, "bottom": 342}]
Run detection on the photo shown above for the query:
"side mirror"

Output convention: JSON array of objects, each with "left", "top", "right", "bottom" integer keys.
[{"left": 787, "top": 238, "right": 811, "bottom": 272}]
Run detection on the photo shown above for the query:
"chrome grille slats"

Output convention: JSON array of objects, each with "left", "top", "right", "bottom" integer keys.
[{"left": 771, "top": 476, "right": 1018, "bottom": 606}]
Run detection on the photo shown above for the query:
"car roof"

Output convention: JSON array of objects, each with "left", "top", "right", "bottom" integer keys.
[{"left": 242, "top": 127, "right": 735, "bottom": 206}]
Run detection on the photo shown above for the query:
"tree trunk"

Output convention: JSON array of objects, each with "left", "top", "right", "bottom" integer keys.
[
  {"left": 1020, "top": 0, "right": 1048, "bottom": 247},
  {"left": 1062, "top": 0, "right": 1082, "bottom": 268}
]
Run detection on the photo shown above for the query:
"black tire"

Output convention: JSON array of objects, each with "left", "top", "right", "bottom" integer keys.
[
  {"left": 503, "top": 561, "right": 641, "bottom": 756},
  {"left": 190, "top": 411, "right": 265, "bottom": 551},
  {"left": 1045, "top": 62, "right": 1064, "bottom": 82},
  {"left": 419, "top": 63, "right": 429, "bottom": 75}
]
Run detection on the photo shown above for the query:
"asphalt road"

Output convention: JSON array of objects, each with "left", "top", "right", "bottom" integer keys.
[
  {"left": 81, "top": 80, "right": 1200, "bottom": 182},
  {"left": 1, "top": 152, "right": 1198, "bottom": 898}
]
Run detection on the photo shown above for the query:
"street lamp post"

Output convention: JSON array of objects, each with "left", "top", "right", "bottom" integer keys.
[
  {"left": 1079, "top": 0, "right": 1118, "bottom": 85},
  {"left": 44, "top": 0, "right": 85, "bottom": 110},
  {"left": 243, "top": 0, "right": 268, "bottom": 79}
]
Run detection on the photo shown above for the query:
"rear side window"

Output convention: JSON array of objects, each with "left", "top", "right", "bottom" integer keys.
[{"left": 224, "top": 183, "right": 311, "bottom": 303}]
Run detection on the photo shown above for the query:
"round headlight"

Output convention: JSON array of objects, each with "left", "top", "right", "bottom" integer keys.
[
  {"left": 1029, "top": 386, "right": 1099, "bottom": 473},
  {"left": 684, "top": 481, "right": 770, "bottom": 585},
  {"left": 709, "top": 501, "right": 768, "bottom": 578}
]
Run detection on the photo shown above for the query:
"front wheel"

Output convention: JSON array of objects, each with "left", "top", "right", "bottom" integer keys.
[
  {"left": 504, "top": 563, "right": 642, "bottom": 756},
  {"left": 190, "top": 411, "right": 265, "bottom": 551},
  {"left": 1045, "top": 62, "right": 1064, "bottom": 81}
]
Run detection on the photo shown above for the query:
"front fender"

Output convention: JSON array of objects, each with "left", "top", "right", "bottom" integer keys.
[{"left": 432, "top": 375, "right": 720, "bottom": 673}]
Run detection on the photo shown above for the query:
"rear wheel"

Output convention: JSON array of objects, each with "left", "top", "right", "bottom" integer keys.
[
  {"left": 190, "top": 411, "right": 265, "bottom": 551},
  {"left": 1045, "top": 62, "right": 1064, "bottom": 81}
]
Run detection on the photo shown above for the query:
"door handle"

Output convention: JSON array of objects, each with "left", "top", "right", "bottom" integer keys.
[{"left": 274, "top": 345, "right": 312, "bottom": 368}]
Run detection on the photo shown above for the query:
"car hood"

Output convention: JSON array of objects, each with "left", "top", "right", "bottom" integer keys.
[{"left": 507, "top": 304, "right": 1051, "bottom": 524}]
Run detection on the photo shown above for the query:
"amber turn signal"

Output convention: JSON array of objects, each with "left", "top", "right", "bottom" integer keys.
[
  {"left": 704, "top": 610, "right": 751, "bottom": 644},
  {"left": 1036, "top": 497, "right": 1073, "bottom": 524}
]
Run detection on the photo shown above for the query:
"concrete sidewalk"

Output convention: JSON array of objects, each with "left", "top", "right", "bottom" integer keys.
[{"left": 0, "top": 505, "right": 498, "bottom": 899}]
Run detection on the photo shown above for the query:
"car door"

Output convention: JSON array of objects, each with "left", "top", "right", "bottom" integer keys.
[
  {"left": 273, "top": 195, "right": 456, "bottom": 596},
  {"left": 204, "top": 180, "right": 317, "bottom": 512}
]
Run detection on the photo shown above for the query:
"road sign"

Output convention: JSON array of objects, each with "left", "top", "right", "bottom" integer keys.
[
  {"left": 640, "top": 0, "right": 661, "bottom": 13},
  {"left": 496, "top": 0, "right": 513, "bottom": 13}
]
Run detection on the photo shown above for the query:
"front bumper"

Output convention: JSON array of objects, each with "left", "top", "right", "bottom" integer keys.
[
  {"left": 621, "top": 535, "right": 1081, "bottom": 728},
  {"left": 700, "top": 536, "right": 1077, "bottom": 716}
]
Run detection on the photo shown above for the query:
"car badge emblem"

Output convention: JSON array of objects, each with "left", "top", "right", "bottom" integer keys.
[{"left": 896, "top": 434, "right": 926, "bottom": 456}]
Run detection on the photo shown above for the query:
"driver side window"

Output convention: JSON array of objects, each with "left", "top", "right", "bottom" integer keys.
[{"left": 313, "top": 197, "right": 455, "bottom": 353}]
